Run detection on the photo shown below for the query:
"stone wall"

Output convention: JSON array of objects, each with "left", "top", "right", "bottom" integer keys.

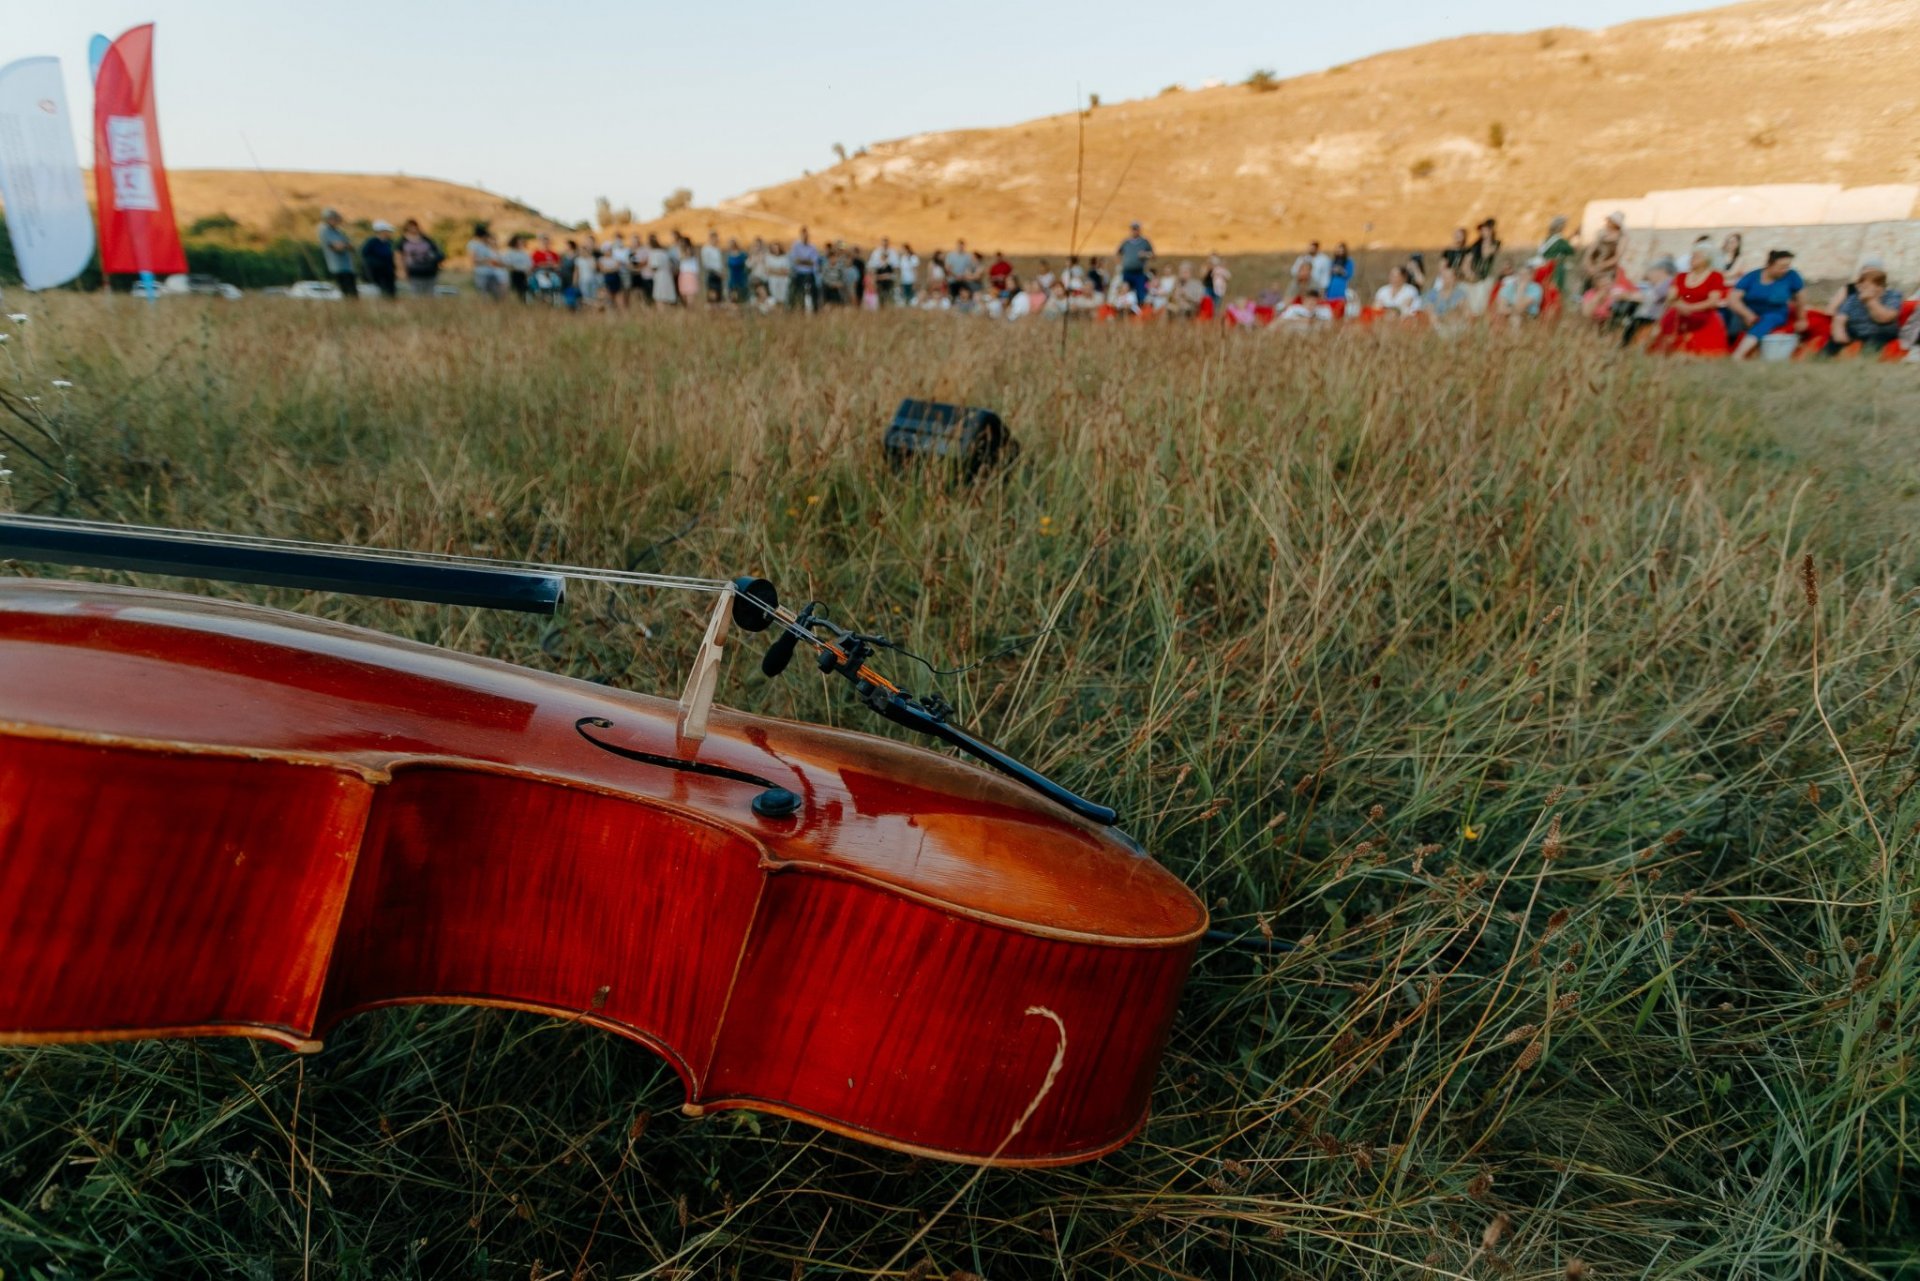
[{"left": 1621, "top": 221, "right": 1920, "bottom": 288}]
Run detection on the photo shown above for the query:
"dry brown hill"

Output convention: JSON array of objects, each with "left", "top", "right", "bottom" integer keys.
[
  {"left": 629, "top": 0, "right": 1916, "bottom": 255},
  {"left": 141, "top": 171, "right": 569, "bottom": 242}
]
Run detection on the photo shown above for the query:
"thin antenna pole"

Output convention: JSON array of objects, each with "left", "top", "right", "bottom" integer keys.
[{"left": 1062, "top": 84, "right": 1087, "bottom": 364}]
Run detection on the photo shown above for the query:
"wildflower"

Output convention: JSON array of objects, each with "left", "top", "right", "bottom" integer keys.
[
  {"left": 51, "top": 379, "right": 72, "bottom": 389},
  {"left": 6, "top": 313, "right": 26, "bottom": 324},
  {"left": 785, "top": 506, "right": 799, "bottom": 518},
  {"left": 805, "top": 494, "right": 821, "bottom": 505},
  {"left": 1463, "top": 824, "right": 1480, "bottom": 841},
  {"left": 0, "top": 334, "right": 10, "bottom": 344}
]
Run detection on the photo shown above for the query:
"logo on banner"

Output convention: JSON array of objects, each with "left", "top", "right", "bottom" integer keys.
[{"left": 105, "top": 114, "right": 158, "bottom": 211}]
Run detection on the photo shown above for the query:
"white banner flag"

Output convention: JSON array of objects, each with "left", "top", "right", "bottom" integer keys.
[{"left": 0, "top": 57, "right": 96, "bottom": 290}]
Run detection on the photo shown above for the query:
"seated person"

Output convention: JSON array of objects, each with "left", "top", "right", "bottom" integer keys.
[
  {"left": 1617, "top": 256, "right": 1676, "bottom": 347},
  {"left": 1728, "top": 249, "right": 1804, "bottom": 358},
  {"left": 1493, "top": 263, "right": 1545, "bottom": 320},
  {"left": 1372, "top": 265, "right": 1422, "bottom": 315},
  {"left": 1167, "top": 263, "right": 1207, "bottom": 316},
  {"left": 1823, "top": 268, "right": 1905, "bottom": 355},
  {"left": 1005, "top": 278, "right": 1049, "bottom": 320},
  {"left": 1276, "top": 288, "right": 1334, "bottom": 324},
  {"left": 1425, "top": 266, "right": 1468, "bottom": 317},
  {"left": 1650, "top": 245, "right": 1729, "bottom": 354}
]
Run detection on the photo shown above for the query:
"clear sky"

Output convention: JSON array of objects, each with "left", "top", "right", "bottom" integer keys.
[{"left": 5, "top": 0, "right": 1714, "bottom": 225}]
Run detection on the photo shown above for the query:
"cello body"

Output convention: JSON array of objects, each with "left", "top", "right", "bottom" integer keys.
[{"left": 0, "top": 580, "right": 1205, "bottom": 1166}]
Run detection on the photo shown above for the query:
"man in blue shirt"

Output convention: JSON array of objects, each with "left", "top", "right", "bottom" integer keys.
[
  {"left": 1117, "top": 222, "right": 1153, "bottom": 304},
  {"left": 789, "top": 227, "right": 822, "bottom": 312}
]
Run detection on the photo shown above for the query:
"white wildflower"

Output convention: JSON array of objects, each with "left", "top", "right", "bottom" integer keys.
[
  {"left": 6, "top": 314, "right": 27, "bottom": 324},
  {"left": 50, "top": 380, "right": 72, "bottom": 389}
]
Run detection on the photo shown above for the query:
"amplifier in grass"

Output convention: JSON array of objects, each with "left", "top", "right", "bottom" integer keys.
[{"left": 883, "top": 399, "right": 1018, "bottom": 482}]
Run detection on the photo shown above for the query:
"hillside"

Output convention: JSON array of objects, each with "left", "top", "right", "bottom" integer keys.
[
  {"left": 127, "top": 171, "right": 569, "bottom": 243},
  {"left": 629, "top": 0, "right": 1917, "bottom": 254}
]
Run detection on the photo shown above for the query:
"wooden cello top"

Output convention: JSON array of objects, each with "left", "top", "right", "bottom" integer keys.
[{"left": 0, "top": 580, "right": 1206, "bottom": 947}]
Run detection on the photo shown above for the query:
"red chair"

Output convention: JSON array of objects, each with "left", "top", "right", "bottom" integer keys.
[
  {"left": 1253, "top": 304, "right": 1276, "bottom": 326},
  {"left": 1329, "top": 299, "right": 1347, "bottom": 319},
  {"left": 1196, "top": 295, "right": 1215, "bottom": 321}
]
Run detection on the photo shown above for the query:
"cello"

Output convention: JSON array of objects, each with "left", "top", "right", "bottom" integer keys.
[{"left": 0, "top": 515, "right": 1206, "bottom": 1167}]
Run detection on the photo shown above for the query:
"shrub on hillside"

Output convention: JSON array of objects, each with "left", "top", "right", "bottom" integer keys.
[{"left": 1245, "top": 69, "right": 1279, "bottom": 92}]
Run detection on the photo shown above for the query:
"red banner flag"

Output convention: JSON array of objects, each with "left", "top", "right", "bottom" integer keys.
[{"left": 92, "top": 23, "right": 185, "bottom": 275}]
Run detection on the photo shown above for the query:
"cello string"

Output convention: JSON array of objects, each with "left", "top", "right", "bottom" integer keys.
[
  {"left": 0, "top": 514, "right": 733, "bottom": 593},
  {"left": 1, "top": 514, "right": 900, "bottom": 686}
]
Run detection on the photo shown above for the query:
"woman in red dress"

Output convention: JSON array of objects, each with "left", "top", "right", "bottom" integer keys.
[{"left": 1651, "top": 246, "right": 1730, "bottom": 355}]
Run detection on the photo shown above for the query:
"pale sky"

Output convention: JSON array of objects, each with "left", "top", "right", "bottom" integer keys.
[{"left": 4, "top": 0, "right": 1714, "bottom": 225}]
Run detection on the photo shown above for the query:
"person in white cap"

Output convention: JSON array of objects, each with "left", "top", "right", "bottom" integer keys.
[
  {"left": 360, "top": 220, "right": 398, "bottom": 298},
  {"left": 317, "top": 208, "right": 359, "bottom": 299}
]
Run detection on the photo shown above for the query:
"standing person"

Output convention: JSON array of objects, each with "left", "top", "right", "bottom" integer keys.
[
  {"left": 1466, "top": 218, "right": 1502, "bottom": 282},
  {"left": 1117, "top": 222, "right": 1154, "bottom": 305},
  {"left": 747, "top": 237, "right": 769, "bottom": 296},
  {"left": 468, "top": 223, "right": 507, "bottom": 300},
  {"left": 726, "top": 238, "right": 749, "bottom": 305},
  {"left": 503, "top": 233, "right": 533, "bottom": 301},
  {"left": 317, "top": 208, "right": 359, "bottom": 298},
  {"left": 821, "top": 247, "right": 846, "bottom": 306},
  {"left": 676, "top": 235, "right": 701, "bottom": 305},
  {"left": 597, "top": 237, "right": 625, "bottom": 308},
  {"left": 576, "top": 235, "right": 603, "bottom": 308},
  {"left": 945, "top": 239, "right": 977, "bottom": 299},
  {"left": 398, "top": 219, "right": 443, "bottom": 297},
  {"left": 558, "top": 239, "right": 580, "bottom": 308},
  {"left": 897, "top": 242, "right": 920, "bottom": 304},
  {"left": 701, "top": 230, "right": 725, "bottom": 304},
  {"left": 1538, "top": 215, "right": 1577, "bottom": 296},
  {"left": 1727, "top": 249, "right": 1804, "bottom": 358},
  {"left": 1293, "top": 240, "right": 1332, "bottom": 292},
  {"left": 1580, "top": 211, "right": 1625, "bottom": 300},
  {"left": 360, "top": 220, "right": 397, "bottom": 298},
  {"left": 1326, "top": 242, "right": 1353, "bottom": 311},
  {"left": 869, "top": 237, "right": 898, "bottom": 304},
  {"left": 764, "top": 239, "right": 792, "bottom": 306},
  {"left": 530, "top": 234, "right": 561, "bottom": 300},
  {"left": 607, "top": 234, "right": 633, "bottom": 310},
  {"left": 649, "top": 234, "right": 677, "bottom": 307},
  {"left": 789, "top": 227, "right": 822, "bottom": 311}
]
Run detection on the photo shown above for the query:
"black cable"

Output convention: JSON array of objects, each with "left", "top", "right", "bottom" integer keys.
[
  {"left": 1201, "top": 928, "right": 1299, "bottom": 956},
  {"left": 865, "top": 627, "right": 1055, "bottom": 677}
]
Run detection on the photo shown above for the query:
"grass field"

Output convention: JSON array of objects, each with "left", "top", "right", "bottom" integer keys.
[{"left": 1, "top": 299, "right": 1917, "bottom": 1279}]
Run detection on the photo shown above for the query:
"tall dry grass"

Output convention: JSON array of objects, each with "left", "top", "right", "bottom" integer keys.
[{"left": 1, "top": 298, "right": 1916, "bottom": 1279}]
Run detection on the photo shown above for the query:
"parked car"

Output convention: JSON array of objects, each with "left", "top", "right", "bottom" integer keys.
[
  {"left": 161, "top": 273, "right": 242, "bottom": 300},
  {"left": 283, "top": 281, "right": 345, "bottom": 301}
]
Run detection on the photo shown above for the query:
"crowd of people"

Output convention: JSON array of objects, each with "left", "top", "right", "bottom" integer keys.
[{"left": 315, "top": 208, "right": 1920, "bottom": 361}]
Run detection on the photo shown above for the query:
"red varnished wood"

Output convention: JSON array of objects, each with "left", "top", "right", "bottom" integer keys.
[{"left": 0, "top": 580, "right": 1206, "bottom": 1164}]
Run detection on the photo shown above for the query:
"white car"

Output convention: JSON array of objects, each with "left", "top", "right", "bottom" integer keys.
[
  {"left": 283, "top": 281, "right": 345, "bottom": 301},
  {"left": 161, "top": 273, "right": 242, "bottom": 300}
]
